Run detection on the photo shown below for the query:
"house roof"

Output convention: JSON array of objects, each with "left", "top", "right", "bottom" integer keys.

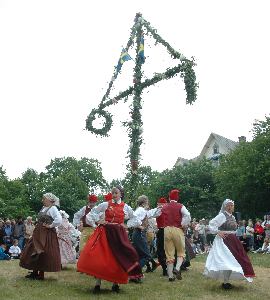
[
  {"left": 198, "top": 132, "right": 238, "bottom": 158},
  {"left": 175, "top": 132, "right": 238, "bottom": 166}
]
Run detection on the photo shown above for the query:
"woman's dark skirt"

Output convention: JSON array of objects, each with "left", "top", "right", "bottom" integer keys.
[{"left": 20, "top": 223, "right": 61, "bottom": 272}]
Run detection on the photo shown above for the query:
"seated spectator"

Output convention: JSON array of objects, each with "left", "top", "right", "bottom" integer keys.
[
  {"left": 9, "top": 239, "right": 21, "bottom": 259},
  {"left": 252, "top": 237, "right": 270, "bottom": 254},
  {"left": 0, "top": 244, "right": 11, "bottom": 260}
]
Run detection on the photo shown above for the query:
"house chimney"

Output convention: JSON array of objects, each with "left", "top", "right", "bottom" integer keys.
[{"left": 238, "top": 136, "right": 246, "bottom": 143}]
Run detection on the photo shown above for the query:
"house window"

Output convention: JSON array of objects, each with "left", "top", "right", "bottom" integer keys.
[{"left": 213, "top": 143, "right": 219, "bottom": 154}]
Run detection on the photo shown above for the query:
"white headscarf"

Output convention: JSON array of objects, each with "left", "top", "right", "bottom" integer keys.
[
  {"left": 219, "top": 198, "right": 234, "bottom": 214},
  {"left": 59, "top": 210, "right": 69, "bottom": 219},
  {"left": 43, "top": 192, "right": 60, "bottom": 207}
]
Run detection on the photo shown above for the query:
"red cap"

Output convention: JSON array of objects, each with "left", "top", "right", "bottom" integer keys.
[
  {"left": 88, "top": 194, "right": 98, "bottom": 202},
  {"left": 169, "top": 189, "right": 180, "bottom": 201},
  {"left": 104, "top": 193, "right": 113, "bottom": 201},
  {"left": 157, "top": 197, "right": 167, "bottom": 204}
]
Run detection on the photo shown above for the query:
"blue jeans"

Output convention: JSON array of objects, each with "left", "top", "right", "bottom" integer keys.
[{"left": 132, "top": 229, "right": 152, "bottom": 268}]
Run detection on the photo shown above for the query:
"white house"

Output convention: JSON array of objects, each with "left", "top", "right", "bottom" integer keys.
[{"left": 175, "top": 132, "right": 245, "bottom": 166}]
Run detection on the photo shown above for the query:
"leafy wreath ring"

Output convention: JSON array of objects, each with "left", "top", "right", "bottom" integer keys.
[{"left": 85, "top": 108, "right": 113, "bottom": 137}]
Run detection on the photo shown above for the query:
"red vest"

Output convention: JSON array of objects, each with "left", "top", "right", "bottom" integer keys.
[
  {"left": 156, "top": 214, "right": 165, "bottom": 228},
  {"left": 82, "top": 206, "right": 92, "bottom": 227},
  {"left": 105, "top": 200, "right": 125, "bottom": 224},
  {"left": 162, "top": 201, "right": 183, "bottom": 228}
]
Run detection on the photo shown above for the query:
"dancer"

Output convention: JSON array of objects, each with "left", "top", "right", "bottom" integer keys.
[
  {"left": 20, "top": 193, "right": 62, "bottom": 280},
  {"left": 58, "top": 210, "right": 80, "bottom": 267},
  {"left": 162, "top": 189, "right": 191, "bottom": 281},
  {"left": 73, "top": 194, "right": 98, "bottom": 252},
  {"left": 204, "top": 199, "right": 255, "bottom": 289},
  {"left": 77, "top": 186, "right": 142, "bottom": 293},
  {"left": 132, "top": 195, "right": 160, "bottom": 277},
  {"left": 155, "top": 197, "right": 168, "bottom": 276}
]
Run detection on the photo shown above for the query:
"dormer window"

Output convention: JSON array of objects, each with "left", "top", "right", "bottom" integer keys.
[{"left": 213, "top": 143, "right": 219, "bottom": 154}]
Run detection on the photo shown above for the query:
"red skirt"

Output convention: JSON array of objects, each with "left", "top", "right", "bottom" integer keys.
[
  {"left": 224, "top": 234, "right": 255, "bottom": 277},
  {"left": 77, "top": 224, "right": 142, "bottom": 284}
]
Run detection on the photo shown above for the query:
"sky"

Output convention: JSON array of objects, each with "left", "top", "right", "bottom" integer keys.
[{"left": 0, "top": 0, "right": 269, "bottom": 183}]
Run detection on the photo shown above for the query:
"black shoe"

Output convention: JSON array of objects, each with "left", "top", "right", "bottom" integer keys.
[
  {"left": 25, "top": 272, "right": 38, "bottom": 279},
  {"left": 112, "top": 284, "right": 120, "bottom": 293},
  {"left": 173, "top": 269, "right": 182, "bottom": 280},
  {"left": 151, "top": 261, "right": 158, "bottom": 272},
  {"left": 145, "top": 267, "right": 152, "bottom": 273},
  {"left": 168, "top": 277, "right": 176, "bottom": 282},
  {"left": 162, "top": 269, "right": 168, "bottom": 276},
  {"left": 222, "top": 283, "right": 233, "bottom": 290},
  {"left": 129, "top": 278, "right": 142, "bottom": 284},
  {"left": 93, "top": 285, "right": 101, "bottom": 294}
]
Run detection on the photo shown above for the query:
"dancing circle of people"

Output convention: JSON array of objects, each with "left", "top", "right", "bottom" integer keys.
[{"left": 12, "top": 187, "right": 256, "bottom": 293}]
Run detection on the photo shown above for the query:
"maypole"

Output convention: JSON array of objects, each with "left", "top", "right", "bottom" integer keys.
[{"left": 85, "top": 13, "right": 198, "bottom": 204}]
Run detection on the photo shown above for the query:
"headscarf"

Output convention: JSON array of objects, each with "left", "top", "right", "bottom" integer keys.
[
  {"left": 219, "top": 199, "right": 234, "bottom": 214},
  {"left": 43, "top": 192, "right": 60, "bottom": 207},
  {"left": 59, "top": 210, "right": 69, "bottom": 219}
]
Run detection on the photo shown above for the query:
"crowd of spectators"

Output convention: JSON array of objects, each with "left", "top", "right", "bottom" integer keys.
[{"left": 0, "top": 216, "right": 35, "bottom": 260}]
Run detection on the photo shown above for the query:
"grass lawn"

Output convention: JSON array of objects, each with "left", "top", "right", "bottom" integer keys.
[{"left": 0, "top": 253, "right": 269, "bottom": 300}]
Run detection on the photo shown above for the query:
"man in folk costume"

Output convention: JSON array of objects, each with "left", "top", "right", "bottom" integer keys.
[
  {"left": 156, "top": 197, "right": 168, "bottom": 276},
  {"left": 204, "top": 199, "right": 255, "bottom": 289},
  {"left": 162, "top": 189, "right": 191, "bottom": 281},
  {"left": 73, "top": 194, "right": 98, "bottom": 251},
  {"left": 77, "top": 186, "right": 143, "bottom": 294},
  {"left": 20, "top": 193, "right": 62, "bottom": 280}
]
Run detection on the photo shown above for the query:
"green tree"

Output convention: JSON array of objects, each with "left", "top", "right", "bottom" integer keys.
[{"left": 215, "top": 115, "right": 270, "bottom": 218}]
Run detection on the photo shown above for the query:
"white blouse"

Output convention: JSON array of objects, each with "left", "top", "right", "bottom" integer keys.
[
  {"left": 40, "top": 206, "right": 62, "bottom": 228},
  {"left": 133, "top": 206, "right": 161, "bottom": 227},
  {"left": 73, "top": 206, "right": 88, "bottom": 227},
  {"left": 86, "top": 200, "right": 140, "bottom": 228},
  {"left": 208, "top": 212, "right": 236, "bottom": 234}
]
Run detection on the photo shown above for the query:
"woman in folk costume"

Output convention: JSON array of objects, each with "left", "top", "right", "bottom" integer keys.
[
  {"left": 203, "top": 199, "right": 255, "bottom": 289},
  {"left": 73, "top": 194, "right": 98, "bottom": 252},
  {"left": 57, "top": 210, "right": 80, "bottom": 267},
  {"left": 131, "top": 195, "right": 160, "bottom": 278},
  {"left": 77, "top": 186, "right": 143, "bottom": 294},
  {"left": 20, "top": 193, "right": 62, "bottom": 280}
]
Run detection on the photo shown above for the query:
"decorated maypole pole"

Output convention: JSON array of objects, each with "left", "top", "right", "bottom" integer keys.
[{"left": 85, "top": 13, "right": 198, "bottom": 204}]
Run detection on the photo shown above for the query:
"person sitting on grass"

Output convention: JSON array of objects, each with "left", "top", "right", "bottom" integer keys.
[
  {"left": 9, "top": 239, "right": 21, "bottom": 259},
  {"left": 0, "top": 244, "right": 11, "bottom": 260}
]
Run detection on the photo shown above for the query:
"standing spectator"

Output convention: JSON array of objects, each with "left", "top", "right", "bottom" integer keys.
[
  {"left": 0, "top": 219, "right": 5, "bottom": 244},
  {"left": 2, "top": 219, "right": 14, "bottom": 250},
  {"left": 254, "top": 220, "right": 264, "bottom": 250},
  {"left": 9, "top": 239, "right": 21, "bottom": 259},
  {"left": 262, "top": 214, "right": 270, "bottom": 238},
  {"left": 24, "top": 216, "right": 35, "bottom": 246},
  {"left": 196, "top": 219, "right": 206, "bottom": 253},
  {"left": 246, "top": 220, "right": 255, "bottom": 251},
  {"left": 13, "top": 217, "right": 25, "bottom": 250}
]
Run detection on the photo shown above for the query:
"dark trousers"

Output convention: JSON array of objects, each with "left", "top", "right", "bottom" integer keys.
[
  {"left": 132, "top": 229, "right": 152, "bottom": 268},
  {"left": 156, "top": 228, "right": 166, "bottom": 271}
]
